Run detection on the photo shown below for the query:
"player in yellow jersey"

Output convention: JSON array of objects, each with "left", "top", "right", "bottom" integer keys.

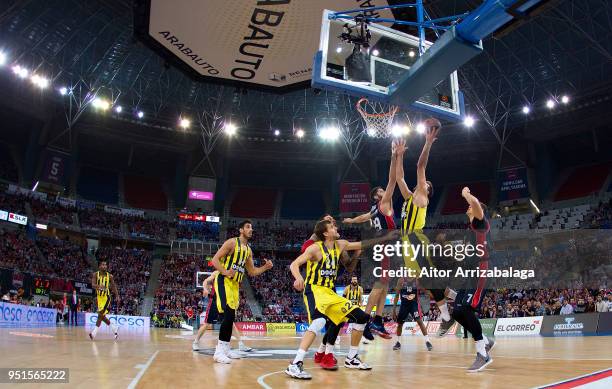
[
  {"left": 343, "top": 276, "right": 363, "bottom": 306},
  {"left": 395, "top": 120, "right": 452, "bottom": 324},
  {"left": 286, "top": 219, "right": 397, "bottom": 380},
  {"left": 89, "top": 260, "right": 120, "bottom": 340},
  {"left": 210, "top": 219, "right": 273, "bottom": 364}
]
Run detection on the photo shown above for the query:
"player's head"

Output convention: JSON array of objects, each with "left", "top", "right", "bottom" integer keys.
[
  {"left": 320, "top": 213, "right": 336, "bottom": 226},
  {"left": 351, "top": 276, "right": 358, "bottom": 286},
  {"left": 370, "top": 186, "right": 384, "bottom": 203},
  {"left": 238, "top": 219, "right": 253, "bottom": 239},
  {"left": 98, "top": 260, "right": 107, "bottom": 272},
  {"left": 414, "top": 181, "right": 434, "bottom": 198},
  {"left": 314, "top": 219, "right": 339, "bottom": 241}
]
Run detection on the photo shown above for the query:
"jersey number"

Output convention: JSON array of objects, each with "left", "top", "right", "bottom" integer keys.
[{"left": 373, "top": 217, "right": 382, "bottom": 230}]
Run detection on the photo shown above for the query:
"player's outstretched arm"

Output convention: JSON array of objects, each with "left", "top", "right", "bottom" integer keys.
[
  {"left": 462, "top": 187, "right": 484, "bottom": 220},
  {"left": 395, "top": 138, "right": 413, "bottom": 200},
  {"left": 380, "top": 142, "right": 398, "bottom": 212},
  {"left": 340, "top": 231, "right": 399, "bottom": 252},
  {"left": 416, "top": 120, "right": 440, "bottom": 197},
  {"left": 245, "top": 250, "right": 273, "bottom": 277},
  {"left": 342, "top": 211, "right": 372, "bottom": 225},
  {"left": 211, "top": 239, "right": 236, "bottom": 278}
]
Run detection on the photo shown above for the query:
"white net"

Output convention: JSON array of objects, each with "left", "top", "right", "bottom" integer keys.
[{"left": 356, "top": 98, "right": 399, "bottom": 138}]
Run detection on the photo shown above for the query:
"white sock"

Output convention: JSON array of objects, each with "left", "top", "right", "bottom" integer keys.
[
  {"left": 111, "top": 324, "right": 118, "bottom": 334},
  {"left": 91, "top": 326, "right": 99, "bottom": 337},
  {"left": 215, "top": 340, "right": 228, "bottom": 354},
  {"left": 292, "top": 349, "right": 306, "bottom": 364},
  {"left": 476, "top": 339, "right": 487, "bottom": 357},
  {"left": 395, "top": 334, "right": 400, "bottom": 342},
  {"left": 317, "top": 343, "right": 325, "bottom": 353},
  {"left": 482, "top": 334, "right": 489, "bottom": 344},
  {"left": 325, "top": 344, "right": 334, "bottom": 354},
  {"left": 424, "top": 335, "right": 430, "bottom": 342},
  {"left": 439, "top": 303, "right": 450, "bottom": 321},
  {"left": 348, "top": 346, "right": 359, "bottom": 359}
]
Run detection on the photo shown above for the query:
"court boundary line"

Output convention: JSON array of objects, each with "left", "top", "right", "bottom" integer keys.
[
  {"left": 428, "top": 350, "right": 612, "bottom": 361},
  {"left": 256, "top": 363, "right": 486, "bottom": 388},
  {"left": 534, "top": 368, "right": 612, "bottom": 389},
  {"left": 127, "top": 350, "right": 159, "bottom": 389}
]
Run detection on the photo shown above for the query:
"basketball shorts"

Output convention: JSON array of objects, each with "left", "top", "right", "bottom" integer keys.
[
  {"left": 303, "top": 284, "right": 359, "bottom": 325},
  {"left": 397, "top": 296, "right": 422, "bottom": 323},
  {"left": 204, "top": 294, "right": 220, "bottom": 324},
  {"left": 214, "top": 274, "right": 240, "bottom": 313},
  {"left": 401, "top": 231, "right": 433, "bottom": 274},
  {"left": 97, "top": 296, "right": 111, "bottom": 316},
  {"left": 454, "top": 261, "right": 488, "bottom": 311}
]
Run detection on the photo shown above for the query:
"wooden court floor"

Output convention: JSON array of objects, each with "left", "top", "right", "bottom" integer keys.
[{"left": 1, "top": 326, "right": 610, "bottom": 388}]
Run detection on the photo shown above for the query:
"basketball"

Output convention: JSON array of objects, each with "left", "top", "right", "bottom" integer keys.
[{"left": 0, "top": 1, "right": 610, "bottom": 388}]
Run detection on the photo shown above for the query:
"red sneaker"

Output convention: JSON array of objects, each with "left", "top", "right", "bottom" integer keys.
[
  {"left": 314, "top": 352, "right": 325, "bottom": 364},
  {"left": 320, "top": 353, "right": 338, "bottom": 370}
]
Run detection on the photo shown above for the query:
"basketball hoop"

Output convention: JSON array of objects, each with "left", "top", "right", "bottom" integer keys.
[{"left": 356, "top": 98, "right": 399, "bottom": 138}]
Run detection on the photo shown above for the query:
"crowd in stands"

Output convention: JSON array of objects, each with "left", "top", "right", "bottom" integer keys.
[
  {"left": 95, "top": 247, "right": 152, "bottom": 315},
  {"left": 175, "top": 221, "right": 219, "bottom": 242},
  {"left": 127, "top": 215, "right": 171, "bottom": 241},
  {"left": 36, "top": 237, "right": 90, "bottom": 282},
  {"left": 0, "top": 228, "right": 51, "bottom": 275},
  {"left": 78, "top": 208, "right": 123, "bottom": 235},
  {"left": 29, "top": 198, "right": 75, "bottom": 225},
  {"left": 0, "top": 192, "right": 27, "bottom": 214},
  {"left": 584, "top": 198, "right": 612, "bottom": 229}
]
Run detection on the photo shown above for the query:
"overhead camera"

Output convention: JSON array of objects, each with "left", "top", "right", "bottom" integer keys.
[{"left": 338, "top": 14, "right": 371, "bottom": 49}]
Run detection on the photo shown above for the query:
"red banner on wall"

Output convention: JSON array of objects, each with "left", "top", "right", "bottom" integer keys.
[
  {"left": 40, "top": 149, "right": 68, "bottom": 185},
  {"left": 340, "top": 183, "right": 371, "bottom": 213},
  {"left": 235, "top": 322, "right": 267, "bottom": 332}
]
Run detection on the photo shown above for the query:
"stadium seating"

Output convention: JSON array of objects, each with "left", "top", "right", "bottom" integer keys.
[
  {"left": 36, "top": 237, "right": 90, "bottom": 282},
  {"left": 441, "top": 182, "right": 491, "bottom": 215},
  {"left": 230, "top": 187, "right": 277, "bottom": 218},
  {"left": 280, "top": 189, "right": 325, "bottom": 219},
  {"left": 124, "top": 175, "right": 167, "bottom": 211},
  {"left": 554, "top": 164, "right": 610, "bottom": 201},
  {"left": 77, "top": 167, "right": 119, "bottom": 204}
]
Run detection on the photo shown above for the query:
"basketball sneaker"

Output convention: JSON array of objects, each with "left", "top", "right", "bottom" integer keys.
[
  {"left": 88, "top": 333, "right": 94, "bottom": 341},
  {"left": 213, "top": 351, "right": 232, "bottom": 364},
  {"left": 285, "top": 361, "right": 312, "bottom": 380},
  {"left": 485, "top": 338, "right": 495, "bottom": 353},
  {"left": 363, "top": 323, "right": 375, "bottom": 341},
  {"left": 314, "top": 352, "right": 325, "bottom": 364},
  {"left": 426, "top": 341, "right": 433, "bottom": 351},
  {"left": 436, "top": 318, "right": 456, "bottom": 337},
  {"left": 192, "top": 341, "right": 200, "bottom": 351},
  {"left": 370, "top": 322, "right": 392, "bottom": 339},
  {"left": 467, "top": 353, "right": 493, "bottom": 372},
  {"left": 344, "top": 355, "right": 372, "bottom": 370},
  {"left": 226, "top": 349, "right": 242, "bottom": 359},
  {"left": 238, "top": 342, "right": 253, "bottom": 352},
  {"left": 320, "top": 353, "right": 338, "bottom": 370},
  {"left": 393, "top": 341, "right": 401, "bottom": 350}
]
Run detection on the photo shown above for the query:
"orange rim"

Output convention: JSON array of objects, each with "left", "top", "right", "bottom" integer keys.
[{"left": 356, "top": 98, "right": 398, "bottom": 118}]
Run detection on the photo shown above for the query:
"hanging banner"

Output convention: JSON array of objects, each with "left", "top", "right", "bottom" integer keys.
[
  {"left": 498, "top": 167, "right": 529, "bottom": 201},
  {"left": 40, "top": 149, "right": 67, "bottom": 185},
  {"left": 340, "top": 183, "right": 371, "bottom": 213}
]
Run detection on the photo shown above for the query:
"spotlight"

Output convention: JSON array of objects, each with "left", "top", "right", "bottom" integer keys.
[
  {"left": 31, "top": 74, "right": 49, "bottom": 89},
  {"left": 408, "top": 51, "right": 415, "bottom": 58},
  {"left": 336, "top": 47, "right": 342, "bottom": 53},
  {"left": 522, "top": 106, "right": 530, "bottom": 114},
  {"left": 59, "top": 87, "right": 68, "bottom": 96},
  {"left": 12, "top": 65, "right": 28, "bottom": 79},
  {"left": 114, "top": 105, "right": 122, "bottom": 113},
  {"left": 415, "top": 123, "right": 426, "bottom": 134},
  {"left": 391, "top": 124, "right": 409, "bottom": 137},
  {"left": 546, "top": 99, "right": 555, "bottom": 109},
  {"left": 296, "top": 129, "right": 305, "bottom": 138},
  {"left": 561, "top": 95, "right": 569, "bottom": 104},
  {"left": 92, "top": 97, "right": 110, "bottom": 110},
  {"left": 224, "top": 122, "right": 237, "bottom": 135},
  {"left": 366, "top": 128, "right": 377, "bottom": 137},
  {"left": 319, "top": 126, "right": 340, "bottom": 141},
  {"left": 137, "top": 111, "right": 144, "bottom": 119},
  {"left": 0, "top": 52, "right": 6, "bottom": 66},
  {"left": 463, "top": 116, "right": 475, "bottom": 128},
  {"left": 179, "top": 117, "right": 190, "bottom": 129},
  {"left": 274, "top": 129, "right": 280, "bottom": 136},
  {"left": 372, "top": 49, "right": 380, "bottom": 56}
]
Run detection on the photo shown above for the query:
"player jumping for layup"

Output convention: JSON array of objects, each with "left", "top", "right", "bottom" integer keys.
[
  {"left": 210, "top": 220, "right": 273, "bottom": 364},
  {"left": 89, "top": 260, "right": 120, "bottom": 340},
  {"left": 343, "top": 142, "right": 398, "bottom": 339}
]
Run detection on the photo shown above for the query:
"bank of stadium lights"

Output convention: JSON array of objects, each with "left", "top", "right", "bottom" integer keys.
[
  {"left": 274, "top": 129, "right": 280, "bottom": 136},
  {"left": 30, "top": 74, "right": 49, "bottom": 89},
  {"left": 522, "top": 105, "right": 531, "bottom": 114},
  {"left": 372, "top": 49, "right": 380, "bottom": 56},
  {"left": 59, "top": 86, "right": 68, "bottom": 96},
  {"left": 179, "top": 117, "right": 190, "bottom": 129},
  {"left": 415, "top": 122, "right": 426, "bottom": 134},
  {"left": 92, "top": 97, "right": 110, "bottom": 110},
  {"left": 114, "top": 105, "right": 122, "bottom": 113},
  {"left": 137, "top": 111, "right": 144, "bottom": 119},
  {"left": 224, "top": 122, "right": 237, "bottom": 136},
  {"left": 0, "top": 52, "right": 6, "bottom": 66},
  {"left": 12, "top": 65, "right": 28, "bottom": 79},
  {"left": 391, "top": 124, "right": 410, "bottom": 137},
  {"left": 561, "top": 95, "right": 570, "bottom": 104},
  {"left": 295, "top": 129, "right": 305, "bottom": 138},
  {"left": 463, "top": 116, "right": 475, "bottom": 128},
  {"left": 319, "top": 126, "right": 340, "bottom": 141},
  {"left": 546, "top": 99, "right": 556, "bottom": 109}
]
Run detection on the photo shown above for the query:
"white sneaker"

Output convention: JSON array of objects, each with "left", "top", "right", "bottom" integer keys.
[
  {"left": 192, "top": 341, "right": 200, "bottom": 351},
  {"left": 344, "top": 355, "right": 372, "bottom": 370},
  {"left": 238, "top": 343, "right": 253, "bottom": 352},
  {"left": 285, "top": 362, "right": 312, "bottom": 380},
  {"left": 213, "top": 352, "right": 232, "bottom": 364},
  {"left": 226, "top": 349, "right": 242, "bottom": 359}
]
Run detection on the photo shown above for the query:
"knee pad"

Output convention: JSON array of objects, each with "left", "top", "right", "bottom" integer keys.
[
  {"left": 352, "top": 323, "right": 366, "bottom": 332},
  {"left": 307, "top": 317, "right": 326, "bottom": 334}
]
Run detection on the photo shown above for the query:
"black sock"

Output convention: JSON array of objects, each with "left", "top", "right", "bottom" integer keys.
[{"left": 374, "top": 315, "right": 383, "bottom": 326}]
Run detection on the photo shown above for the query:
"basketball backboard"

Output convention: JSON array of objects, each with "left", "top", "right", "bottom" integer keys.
[{"left": 312, "top": 10, "right": 465, "bottom": 121}]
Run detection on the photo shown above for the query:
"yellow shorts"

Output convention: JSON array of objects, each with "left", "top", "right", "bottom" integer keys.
[
  {"left": 214, "top": 274, "right": 239, "bottom": 313},
  {"left": 97, "top": 296, "right": 111, "bottom": 315},
  {"left": 303, "top": 284, "right": 359, "bottom": 325},
  {"left": 402, "top": 231, "right": 432, "bottom": 275}
]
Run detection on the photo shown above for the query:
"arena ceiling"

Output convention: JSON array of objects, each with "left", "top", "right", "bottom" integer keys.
[{"left": 0, "top": 0, "right": 610, "bottom": 173}]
